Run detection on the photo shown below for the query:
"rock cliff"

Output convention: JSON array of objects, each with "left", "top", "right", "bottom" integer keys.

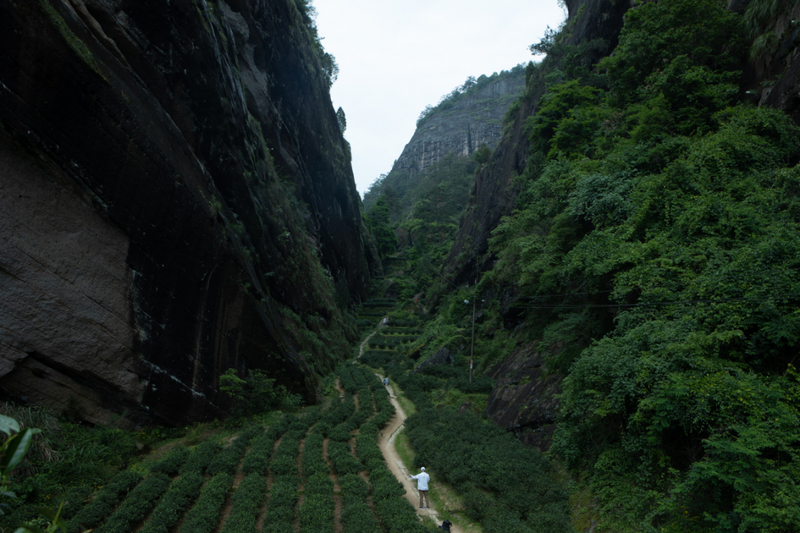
[
  {"left": 0, "top": 0, "right": 375, "bottom": 427},
  {"left": 390, "top": 69, "right": 525, "bottom": 180}
]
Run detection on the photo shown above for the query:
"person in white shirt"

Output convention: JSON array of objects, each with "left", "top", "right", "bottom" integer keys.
[{"left": 410, "top": 467, "right": 430, "bottom": 509}]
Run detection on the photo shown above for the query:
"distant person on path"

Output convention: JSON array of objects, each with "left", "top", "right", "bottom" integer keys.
[{"left": 410, "top": 467, "right": 430, "bottom": 509}]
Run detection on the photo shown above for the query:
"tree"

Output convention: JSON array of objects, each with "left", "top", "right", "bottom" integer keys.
[{"left": 336, "top": 107, "right": 346, "bottom": 134}]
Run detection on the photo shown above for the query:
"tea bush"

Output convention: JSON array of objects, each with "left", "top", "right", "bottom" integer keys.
[
  {"left": 179, "top": 472, "right": 232, "bottom": 533},
  {"left": 179, "top": 441, "right": 222, "bottom": 475},
  {"left": 219, "top": 474, "right": 267, "bottom": 533},
  {"left": 94, "top": 473, "right": 171, "bottom": 533},
  {"left": 149, "top": 446, "right": 189, "bottom": 476},
  {"left": 66, "top": 470, "right": 143, "bottom": 533},
  {"left": 140, "top": 471, "right": 204, "bottom": 533}
]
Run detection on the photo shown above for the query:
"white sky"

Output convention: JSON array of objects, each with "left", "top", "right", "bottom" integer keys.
[{"left": 313, "top": 0, "right": 566, "bottom": 196}]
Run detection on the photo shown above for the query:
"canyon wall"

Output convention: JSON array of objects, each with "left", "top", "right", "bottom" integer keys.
[{"left": 0, "top": 0, "right": 374, "bottom": 427}]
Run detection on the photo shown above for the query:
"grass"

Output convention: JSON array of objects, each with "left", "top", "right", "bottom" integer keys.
[{"left": 391, "top": 383, "right": 417, "bottom": 417}]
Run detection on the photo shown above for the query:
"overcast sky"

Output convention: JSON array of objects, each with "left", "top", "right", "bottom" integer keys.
[{"left": 313, "top": 0, "right": 566, "bottom": 196}]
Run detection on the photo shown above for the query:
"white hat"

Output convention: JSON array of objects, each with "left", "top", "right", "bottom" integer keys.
[{"left": 421, "top": 467, "right": 425, "bottom": 471}]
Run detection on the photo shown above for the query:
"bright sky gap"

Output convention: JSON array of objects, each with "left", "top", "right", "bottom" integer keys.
[{"left": 313, "top": 0, "right": 567, "bottom": 195}]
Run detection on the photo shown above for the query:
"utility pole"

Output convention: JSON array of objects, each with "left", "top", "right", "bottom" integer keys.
[
  {"left": 470, "top": 274, "right": 478, "bottom": 383},
  {"left": 470, "top": 296, "right": 475, "bottom": 383}
]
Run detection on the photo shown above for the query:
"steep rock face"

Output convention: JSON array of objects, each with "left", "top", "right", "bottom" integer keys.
[
  {"left": 0, "top": 0, "right": 373, "bottom": 426},
  {"left": 485, "top": 342, "right": 561, "bottom": 451},
  {"left": 741, "top": 1, "right": 800, "bottom": 125},
  {"left": 390, "top": 70, "right": 525, "bottom": 180}
]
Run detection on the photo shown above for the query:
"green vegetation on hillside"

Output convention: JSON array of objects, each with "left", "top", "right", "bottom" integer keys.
[
  {"left": 363, "top": 153, "right": 481, "bottom": 294},
  {"left": 470, "top": 0, "right": 800, "bottom": 530}
]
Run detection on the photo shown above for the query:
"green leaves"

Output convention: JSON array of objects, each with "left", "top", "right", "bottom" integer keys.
[{"left": 0, "top": 428, "right": 40, "bottom": 479}]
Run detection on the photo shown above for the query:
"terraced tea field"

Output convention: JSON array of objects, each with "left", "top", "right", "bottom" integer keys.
[{"left": 48, "top": 366, "right": 430, "bottom": 533}]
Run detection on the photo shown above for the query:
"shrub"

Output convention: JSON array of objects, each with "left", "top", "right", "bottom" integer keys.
[
  {"left": 261, "top": 476, "right": 299, "bottom": 533},
  {"left": 94, "top": 473, "right": 171, "bottom": 533},
  {"left": 179, "top": 441, "right": 222, "bottom": 475},
  {"left": 299, "top": 474, "right": 334, "bottom": 533},
  {"left": 219, "top": 474, "right": 267, "bottom": 533},
  {"left": 241, "top": 433, "right": 276, "bottom": 475},
  {"left": 149, "top": 446, "right": 189, "bottom": 475},
  {"left": 326, "top": 441, "right": 362, "bottom": 476},
  {"left": 140, "top": 472, "right": 204, "bottom": 533},
  {"left": 179, "top": 473, "right": 233, "bottom": 533},
  {"left": 206, "top": 426, "right": 263, "bottom": 476},
  {"left": 67, "top": 470, "right": 143, "bottom": 533}
]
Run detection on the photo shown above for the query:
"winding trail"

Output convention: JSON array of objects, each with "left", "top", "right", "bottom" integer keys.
[
  {"left": 375, "top": 374, "right": 462, "bottom": 533},
  {"left": 358, "top": 317, "right": 387, "bottom": 357}
]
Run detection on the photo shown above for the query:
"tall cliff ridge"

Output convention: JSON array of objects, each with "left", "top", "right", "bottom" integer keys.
[
  {"left": 0, "top": 0, "right": 374, "bottom": 427},
  {"left": 391, "top": 69, "right": 525, "bottom": 181}
]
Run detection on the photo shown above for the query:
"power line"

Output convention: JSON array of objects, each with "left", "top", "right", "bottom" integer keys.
[
  {"left": 516, "top": 289, "right": 614, "bottom": 299},
  {"left": 510, "top": 294, "right": 800, "bottom": 310}
]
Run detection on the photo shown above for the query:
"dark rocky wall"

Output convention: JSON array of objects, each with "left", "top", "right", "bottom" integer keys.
[{"left": 0, "top": 0, "right": 374, "bottom": 426}]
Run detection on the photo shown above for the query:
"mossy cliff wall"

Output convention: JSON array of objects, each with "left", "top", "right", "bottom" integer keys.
[{"left": 0, "top": 0, "right": 375, "bottom": 426}]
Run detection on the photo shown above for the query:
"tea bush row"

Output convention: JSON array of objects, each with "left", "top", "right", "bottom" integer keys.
[
  {"left": 299, "top": 473, "right": 334, "bottom": 533},
  {"left": 179, "top": 473, "right": 233, "bottom": 533},
  {"left": 337, "top": 366, "right": 359, "bottom": 393},
  {"left": 381, "top": 327, "right": 423, "bottom": 335},
  {"left": 149, "top": 446, "right": 189, "bottom": 475},
  {"left": 301, "top": 433, "right": 328, "bottom": 478},
  {"left": 356, "top": 421, "right": 425, "bottom": 532},
  {"left": 206, "top": 425, "right": 264, "bottom": 475},
  {"left": 67, "top": 469, "right": 143, "bottom": 533},
  {"left": 179, "top": 440, "right": 222, "bottom": 475},
  {"left": 219, "top": 474, "right": 267, "bottom": 533},
  {"left": 94, "top": 473, "right": 171, "bottom": 533},
  {"left": 385, "top": 318, "right": 418, "bottom": 327},
  {"left": 261, "top": 475, "right": 299, "bottom": 533},
  {"left": 241, "top": 431, "right": 276, "bottom": 475},
  {"left": 356, "top": 318, "right": 378, "bottom": 331},
  {"left": 327, "top": 441, "right": 362, "bottom": 476},
  {"left": 360, "top": 351, "right": 398, "bottom": 368},
  {"left": 357, "top": 311, "right": 386, "bottom": 318},
  {"left": 337, "top": 475, "right": 380, "bottom": 532},
  {"left": 320, "top": 394, "right": 354, "bottom": 431},
  {"left": 405, "top": 408, "right": 572, "bottom": 533},
  {"left": 271, "top": 427, "right": 305, "bottom": 477},
  {"left": 369, "top": 336, "right": 415, "bottom": 348},
  {"left": 350, "top": 377, "right": 425, "bottom": 533},
  {"left": 140, "top": 471, "right": 204, "bottom": 533}
]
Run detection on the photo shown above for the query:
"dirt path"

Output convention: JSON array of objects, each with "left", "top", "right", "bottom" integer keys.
[
  {"left": 375, "top": 374, "right": 461, "bottom": 533},
  {"left": 358, "top": 317, "right": 387, "bottom": 357}
]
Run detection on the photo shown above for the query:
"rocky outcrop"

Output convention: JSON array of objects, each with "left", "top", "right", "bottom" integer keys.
[
  {"left": 486, "top": 342, "right": 561, "bottom": 451},
  {"left": 391, "top": 70, "right": 525, "bottom": 180},
  {"left": 0, "top": 0, "right": 374, "bottom": 426},
  {"left": 741, "top": 1, "right": 800, "bottom": 125}
]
